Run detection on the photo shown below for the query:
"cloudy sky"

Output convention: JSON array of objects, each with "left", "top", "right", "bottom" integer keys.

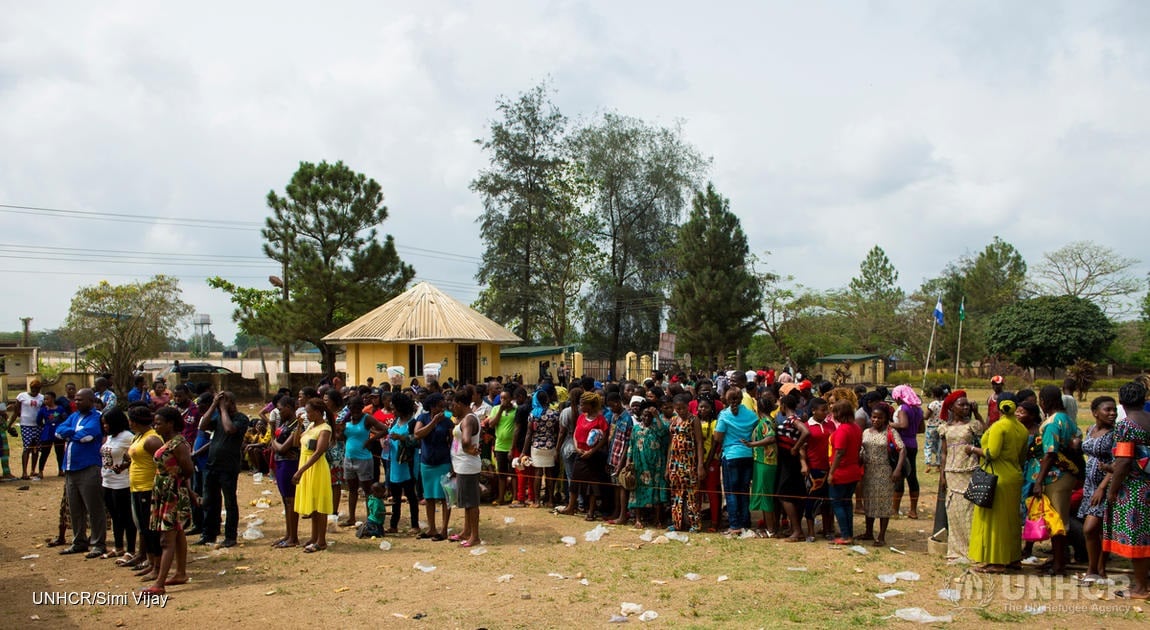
[{"left": 2, "top": 0, "right": 1148, "bottom": 345}]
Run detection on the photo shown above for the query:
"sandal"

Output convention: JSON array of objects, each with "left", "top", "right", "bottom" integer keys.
[
  {"left": 1114, "top": 589, "right": 1150, "bottom": 600},
  {"left": 269, "top": 537, "right": 287, "bottom": 547},
  {"left": 116, "top": 554, "right": 141, "bottom": 567},
  {"left": 272, "top": 540, "right": 298, "bottom": 549},
  {"left": 448, "top": 534, "right": 463, "bottom": 542},
  {"left": 302, "top": 543, "right": 327, "bottom": 553},
  {"left": 417, "top": 532, "right": 433, "bottom": 540},
  {"left": 973, "top": 565, "right": 1006, "bottom": 574},
  {"left": 460, "top": 540, "right": 478, "bottom": 548}
]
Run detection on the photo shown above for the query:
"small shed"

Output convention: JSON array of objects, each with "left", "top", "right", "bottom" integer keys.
[
  {"left": 322, "top": 282, "right": 523, "bottom": 387},
  {"left": 500, "top": 345, "right": 575, "bottom": 383},
  {"left": 812, "top": 353, "right": 887, "bottom": 385}
]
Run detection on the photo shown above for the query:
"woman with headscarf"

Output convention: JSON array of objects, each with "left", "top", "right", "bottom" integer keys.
[
  {"left": 938, "top": 389, "right": 984, "bottom": 561},
  {"left": 1104, "top": 381, "right": 1150, "bottom": 600},
  {"left": 890, "top": 385, "right": 924, "bottom": 519},
  {"left": 627, "top": 403, "right": 670, "bottom": 528},
  {"left": 522, "top": 389, "right": 561, "bottom": 508},
  {"left": 967, "top": 395, "right": 1029, "bottom": 573}
]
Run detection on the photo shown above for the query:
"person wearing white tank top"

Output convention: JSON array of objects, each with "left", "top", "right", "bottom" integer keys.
[{"left": 449, "top": 386, "right": 483, "bottom": 548}]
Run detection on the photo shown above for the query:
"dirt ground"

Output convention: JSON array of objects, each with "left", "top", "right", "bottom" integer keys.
[{"left": 1, "top": 395, "right": 1146, "bottom": 628}]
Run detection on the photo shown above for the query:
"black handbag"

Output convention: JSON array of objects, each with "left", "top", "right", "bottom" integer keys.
[{"left": 963, "top": 460, "right": 997, "bottom": 508}]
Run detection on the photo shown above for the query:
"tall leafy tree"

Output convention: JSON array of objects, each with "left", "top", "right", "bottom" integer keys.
[
  {"left": 824, "top": 245, "right": 905, "bottom": 354},
  {"left": 985, "top": 295, "right": 1115, "bottom": 377},
  {"left": 63, "top": 275, "right": 194, "bottom": 396},
  {"left": 263, "top": 161, "right": 414, "bottom": 375},
  {"left": 669, "top": 184, "right": 762, "bottom": 367},
  {"left": 573, "top": 113, "right": 708, "bottom": 366},
  {"left": 471, "top": 82, "right": 590, "bottom": 343},
  {"left": 1033, "top": 240, "right": 1141, "bottom": 317},
  {"left": 207, "top": 276, "right": 286, "bottom": 376}
]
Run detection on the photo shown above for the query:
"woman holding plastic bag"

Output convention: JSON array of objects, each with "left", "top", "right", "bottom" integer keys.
[{"left": 967, "top": 395, "right": 1030, "bottom": 573}]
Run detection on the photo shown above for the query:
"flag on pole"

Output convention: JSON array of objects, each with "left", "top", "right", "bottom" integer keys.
[
  {"left": 959, "top": 297, "right": 966, "bottom": 322},
  {"left": 933, "top": 296, "right": 944, "bottom": 327}
]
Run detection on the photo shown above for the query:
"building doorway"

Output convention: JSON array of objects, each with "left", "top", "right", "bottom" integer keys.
[{"left": 458, "top": 344, "right": 478, "bottom": 385}]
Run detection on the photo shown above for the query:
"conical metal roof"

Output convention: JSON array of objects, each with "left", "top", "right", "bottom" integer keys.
[{"left": 322, "top": 282, "right": 523, "bottom": 344}]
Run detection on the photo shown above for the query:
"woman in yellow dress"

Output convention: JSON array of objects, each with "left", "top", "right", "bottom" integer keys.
[
  {"left": 967, "top": 396, "right": 1029, "bottom": 572},
  {"left": 292, "top": 398, "right": 333, "bottom": 553}
]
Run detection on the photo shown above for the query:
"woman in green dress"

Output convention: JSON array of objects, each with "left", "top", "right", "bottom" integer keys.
[
  {"left": 967, "top": 396, "right": 1030, "bottom": 572},
  {"left": 743, "top": 393, "right": 778, "bottom": 536},
  {"left": 628, "top": 404, "right": 670, "bottom": 528}
]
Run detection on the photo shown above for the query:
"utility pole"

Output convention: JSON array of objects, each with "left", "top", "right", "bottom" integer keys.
[{"left": 19, "top": 317, "right": 32, "bottom": 347}]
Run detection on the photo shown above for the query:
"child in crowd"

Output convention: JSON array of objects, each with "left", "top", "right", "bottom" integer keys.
[{"left": 357, "top": 483, "right": 388, "bottom": 539}]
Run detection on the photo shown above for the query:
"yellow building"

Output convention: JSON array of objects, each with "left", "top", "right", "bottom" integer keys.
[
  {"left": 499, "top": 345, "right": 575, "bottom": 384},
  {"left": 322, "top": 282, "right": 522, "bottom": 387},
  {"left": 812, "top": 353, "right": 888, "bottom": 386}
]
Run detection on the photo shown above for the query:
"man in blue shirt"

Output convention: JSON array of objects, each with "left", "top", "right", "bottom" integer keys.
[{"left": 54, "top": 388, "right": 106, "bottom": 557}]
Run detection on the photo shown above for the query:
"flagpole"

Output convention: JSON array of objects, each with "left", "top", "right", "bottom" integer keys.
[
  {"left": 922, "top": 317, "right": 937, "bottom": 390},
  {"left": 954, "top": 296, "right": 965, "bottom": 388}
]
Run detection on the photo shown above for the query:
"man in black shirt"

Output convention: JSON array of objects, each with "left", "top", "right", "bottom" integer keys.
[{"left": 196, "top": 391, "right": 249, "bottom": 547}]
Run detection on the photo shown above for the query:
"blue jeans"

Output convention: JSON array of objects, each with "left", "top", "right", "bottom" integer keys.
[
  {"left": 722, "top": 457, "right": 753, "bottom": 531},
  {"left": 829, "top": 481, "right": 857, "bottom": 539}
]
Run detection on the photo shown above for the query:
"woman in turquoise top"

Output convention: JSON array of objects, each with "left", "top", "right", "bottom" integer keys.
[
  {"left": 386, "top": 393, "right": 420, "bottom": 533},
  {"left": 1032, "top": 385, "right": 1082, "bottom": 575},
  {"left": 341, "top": 396, "right": 387, "bottom": 528}
]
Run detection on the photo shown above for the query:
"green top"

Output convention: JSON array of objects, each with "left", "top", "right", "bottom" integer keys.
[
  {"left": 366, "top": 495, "right": 386, "bottom": 524},
  {"left": 493, "top": 407, "right": 517, "bottom": 452},
  {"left": 752, "top": 416, "right": 777, "bottom": 466}
]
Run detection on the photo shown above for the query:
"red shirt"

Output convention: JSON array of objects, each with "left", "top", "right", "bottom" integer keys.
[
  {"left": 688, "top": 399, "right": 724, "bottom": 416},
  {"left": 829, "top": 422, "right": 863, "bottom": 484},
  {"left": 806, "top": 418, "right": 832, "bottom": 470},
  {"left": 574, "top": 413, "right": 608, "bottom": 450}
]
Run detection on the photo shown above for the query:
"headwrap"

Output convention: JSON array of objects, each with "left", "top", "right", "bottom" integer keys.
[
  {"left": 940, "top": 389, "right": 966, "bottom": 421},
  {"left": 891, "top": 384, "right": 922, "bottom": 407},
  {"left": 531, "top": 390, "right": 545, "bottom": 418}
]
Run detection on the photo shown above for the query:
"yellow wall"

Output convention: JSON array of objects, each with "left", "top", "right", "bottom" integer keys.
[
  {"left": 500, "top": 351, "right": 567, "bottom": 383},
  {"left": 343, "top": 342, "right": 504, "bottom": 387}
]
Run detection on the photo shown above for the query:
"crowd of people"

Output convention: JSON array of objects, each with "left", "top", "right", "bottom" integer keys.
[{"left": 4, "top": 368, "right": 1149, "bottom": 600}]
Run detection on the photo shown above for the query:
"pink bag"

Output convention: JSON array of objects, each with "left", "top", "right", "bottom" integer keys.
[{"left": 1022, "top": 497, "right": 1051, "bottom": 542}]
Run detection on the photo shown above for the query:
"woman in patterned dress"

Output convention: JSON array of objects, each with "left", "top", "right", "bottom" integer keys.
[
  {"left": 143, "top": 407, "right": 192, "bottom": 596},
  {"left": 938, "top": 390, "right": 985, "bottom": 561},
  {"left": 859, "top": 403, "right": 905, "bottom": 546},
  {"left": 628, "top": 405, "right": 670, "bottom": 528},
  {"left": 1079, "top": 396, "right": 1117, "bottom": 582},
  {"left": 1104, "top": 381, "right": 1150, "bottom": 600},
  {"left": 666, "top": 394, "right": 703, "bottom": 532},
  {"left": 523, "top": 389, "right": 561, "bottom": 508}
]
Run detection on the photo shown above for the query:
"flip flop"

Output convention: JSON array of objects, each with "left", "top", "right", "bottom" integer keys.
[
  {"left": 269, "top": 537, "right": 287, "bottom": 548},
  {"left": 460, "top": 540, "right": 477, "bottom": 548},
  {"left": 45, "top": 539, "right": 66, "bottom": 548},
  {"left": 448, "top": 534, "right": 463, "bottom": 542},
  {"left": 1114, "top": 590, "right": 1150, "bottom": 600},
  {"left": 302, "top": 543, "right": 327, "bottom": 553},
  {"left": 272, "top": 540, "right": 298, "bottom": 549}
]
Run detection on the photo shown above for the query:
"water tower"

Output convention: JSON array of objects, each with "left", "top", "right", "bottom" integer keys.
[{"left": 193, "top": 313, "right": 212, "bottom": 355}]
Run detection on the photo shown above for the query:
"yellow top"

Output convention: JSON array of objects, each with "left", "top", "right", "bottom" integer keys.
[{"left": 128, "top": 429, "right": 160, "bottom": 492}]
